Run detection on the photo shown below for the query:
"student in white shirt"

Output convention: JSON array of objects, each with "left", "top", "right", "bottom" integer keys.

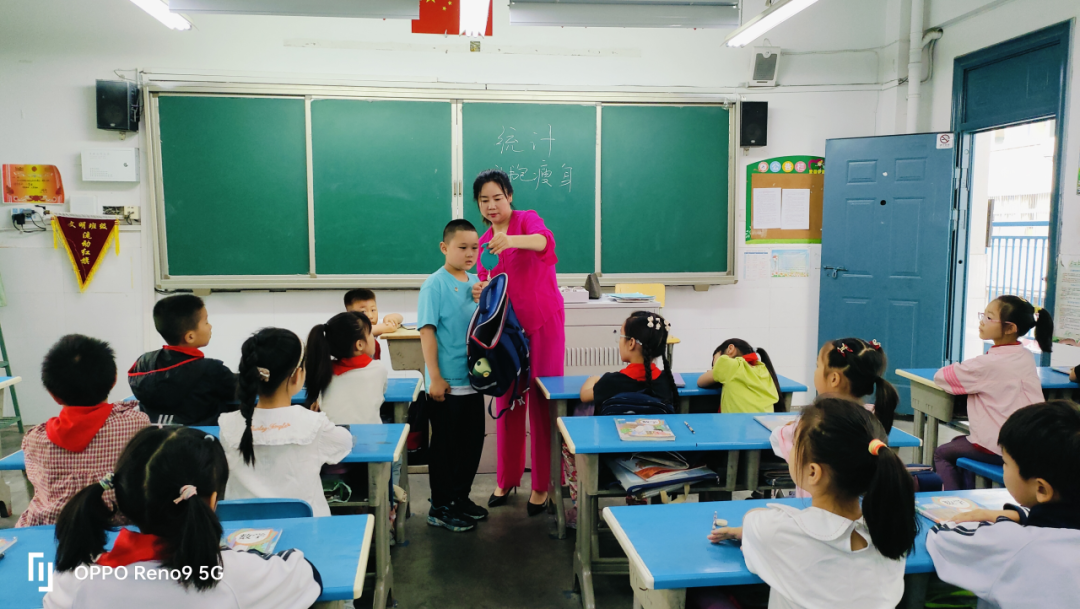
[
  {"left": 304, "top": 311, "right": 388, "bottom": 424},
  {"left": 708, "top": 397, "right": 918, "bottom": 609},
  {"left": 219, "top": 328, "right": 353, "bottom": 517},
  {"left": 47, "top": 426, "right": 322, "bottom": 609},
  {"left": 927, "top": 400, "right": 1080, "bottom": 609}
]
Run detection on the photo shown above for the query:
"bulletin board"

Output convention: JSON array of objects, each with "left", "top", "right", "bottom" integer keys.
[{"left": 745, "top": 155, "right": 824, "bottom": 244}]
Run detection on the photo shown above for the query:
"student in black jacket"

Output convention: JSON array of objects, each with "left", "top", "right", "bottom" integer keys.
[{"left": 128, "top": 295, "right": 236, "bottom": 425}]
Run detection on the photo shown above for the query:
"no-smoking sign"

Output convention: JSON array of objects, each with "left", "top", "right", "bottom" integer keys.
[{"left": 937, "top": 133, "right": 954, "bottom": 149}]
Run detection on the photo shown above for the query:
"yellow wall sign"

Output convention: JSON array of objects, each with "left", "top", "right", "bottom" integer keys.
[{"left": 2, "top": 164, "right": 65, "bottom": 204}]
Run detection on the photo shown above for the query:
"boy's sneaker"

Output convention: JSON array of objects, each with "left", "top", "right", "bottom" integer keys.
[
  {"left": 427, "top": 505, "right": 476, "bottom": 532},
  {"left": 453, "top": 497, "right": 489, "bottom": 520}
]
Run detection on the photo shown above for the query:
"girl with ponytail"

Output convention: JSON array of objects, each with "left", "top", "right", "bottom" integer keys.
[
  {"left": 218, "top": 328, "right": 352, "bottom": 517},
  {"left": 697, "top": 338, "right": 782, "bottom": 413},
  {"left": 48, "top": 426, "right": 322, "bottom": 607},
  {"left": 708, "top": 397, "right": 916, "bottom": 609},
  {"left": 932, "top": 295, "right": 1053, "bottom": 490},
  {"left": 579, "top": 311, "right": 678, "bottom": 406},
  {"left": 770, "top": 337, "right": 900, "bottom": 498},
  {"left": 304, "top": 311, "right": 388, "bottom": 425}
]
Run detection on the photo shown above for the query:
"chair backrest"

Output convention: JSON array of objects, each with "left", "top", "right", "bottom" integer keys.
[
  {"left": 615, "top": 283, "right": 666, "bottom": 308},
  {"left": 215, "top": 498, "right": 313, "bottom": 521}
]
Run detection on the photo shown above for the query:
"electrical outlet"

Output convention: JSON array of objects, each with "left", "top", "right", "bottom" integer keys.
[
  {"left": 123, "top": 206, "right": 140, "bottom": 222},
  {"left": 10, "top": 207, "right": 34, "bottom": 226}
]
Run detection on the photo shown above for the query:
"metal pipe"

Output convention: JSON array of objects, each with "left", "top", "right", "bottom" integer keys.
[{"left": 906, "top": 0, "right": 925, "bottom": 133}]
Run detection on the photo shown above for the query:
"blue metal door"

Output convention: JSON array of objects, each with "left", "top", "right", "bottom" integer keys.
[{"left": 819, "top": 134, "right": 957, "bottom": 414}]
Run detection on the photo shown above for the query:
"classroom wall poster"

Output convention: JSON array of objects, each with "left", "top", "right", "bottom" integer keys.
[
  {"left": 52, "top": 214, "right": 120, "bottom": 292},
  {"left": 771, "top": 248, "right": 809, "bottom": 278},
  {"left": 2, "top": 164, "right": 65, "bottom": 204},
  {"left": 744, "top": 250, "right": 770, "bottom": 280},
  {"left": 1053, "top": 255, "right": 1080, "bottom": 345}
]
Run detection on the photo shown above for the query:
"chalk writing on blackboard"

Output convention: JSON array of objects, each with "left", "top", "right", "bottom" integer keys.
[
  {"left": 496, "top": 127, "right": 522, "bottom": 154},
  {"left": 493, "top": 125, "right": 571, "bottom": 193}
]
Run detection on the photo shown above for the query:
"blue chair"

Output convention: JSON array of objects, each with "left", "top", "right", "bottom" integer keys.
[
  {"left": 956, "top": 458, "right": 1005, "bottom": 489},
  {"left": 216, "top": 498, "right": 314, "bottom": 521}
]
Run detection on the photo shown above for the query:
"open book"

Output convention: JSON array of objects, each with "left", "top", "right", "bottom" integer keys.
[
  {"left": 616, "top": 418, "right": 675, "bottom": 441},
  {"left": 916, "top": 496, "right": 990, "bottom": 524},
  {"left": 224, "top": 528, "right": 281, "bottom": 554},
  {"left": 754, "top": 414, "right": 799, "bottom": 432}
]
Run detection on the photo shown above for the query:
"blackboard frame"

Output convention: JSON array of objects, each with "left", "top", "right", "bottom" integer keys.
[{"left": 145, "top": 83, "right": 738, "bottom": 291}]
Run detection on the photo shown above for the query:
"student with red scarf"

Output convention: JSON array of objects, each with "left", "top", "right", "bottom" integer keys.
[{"left": 18, "top": 334, "right": 149, "bottom": 528}]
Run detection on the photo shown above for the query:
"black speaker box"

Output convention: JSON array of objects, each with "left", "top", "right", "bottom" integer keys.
[
  {"left": 96, "top": 80, "right": 140, "bottom": 132},
  {"left": 740, "top": 101, "right": 768, "bottom": 148}
]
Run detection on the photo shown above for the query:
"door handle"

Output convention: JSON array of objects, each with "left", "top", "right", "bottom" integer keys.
[{"left": 822, "top": 266, "right": 848, "bottom": 279}]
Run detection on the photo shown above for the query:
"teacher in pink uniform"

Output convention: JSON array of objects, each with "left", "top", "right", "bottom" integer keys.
[{"left": 472, "top": 169, "right": 565, "bottom": 516}]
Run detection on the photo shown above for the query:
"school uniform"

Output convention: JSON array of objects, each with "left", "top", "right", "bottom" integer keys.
[
  {"left": 17, "top": 402, "right": 149, "bottom": 528},
  {"left": 741, "top": 503, "right": 906, "bottom": 609},
  {"left": 219, "top": 406, "right": 352, "bottom": 517},
  {"left": 45, "top": 529, "right": 322, "bottom": 609},
  {"left": 318, "top": 355, "right": 388, "bottom": 425},
  {"left": 129, "top": 345, "right": 237, "bottom": 426},
  {"left": 927, "top": 501, "right": 1080, "bottom": 609},
  {"left": 710, "top": 353, "right": 779, "bottom": 413},
  {"left": 933, "top": 343, "right": 1043, "bottom": 489},
  {"left": 417, "top": 267, "right": 485, "bottom": 509},
  {"left": 592, "top": 363, "right": 675, "bottom": 407},
  {"left": 769, "top": 403, "right": 875, "bottom": 499}
]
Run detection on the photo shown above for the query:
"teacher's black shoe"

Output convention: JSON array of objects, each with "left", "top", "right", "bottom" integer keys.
[
  {"left": 488, "top": 486, "right": 516, "bottom": 508},
  {"left": 526, "top": 499, "right": 550, "bottom": 517}
]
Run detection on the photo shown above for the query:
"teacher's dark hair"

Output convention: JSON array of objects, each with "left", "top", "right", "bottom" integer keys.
[{"left": 473, "top": 169, "right": 515, "bottom": 226}]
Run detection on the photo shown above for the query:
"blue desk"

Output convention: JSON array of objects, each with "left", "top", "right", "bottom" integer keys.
[
  {"left": 0, "top": 514, "right": 373, "bottom": 609},
  {"left": 956, "top": 458, "right": 1005, "bottom": 488},
  {"left": 193, "top": 423, "right": 407, "bottom": 465},
  {"left": 557, "top": 412, "right": 921, "bottom": 609},
  {"left": 603, "top": 488, "right": 1013, "bottom": 609},
  {"left": 537, "top": 373, "right": 809, "bottom": 541},
  {"left": 896, "top": 367, "right": 1076, "bottom": 464},
  {"left": 0, "top": 450, "right": 24, "bottom": 471}
]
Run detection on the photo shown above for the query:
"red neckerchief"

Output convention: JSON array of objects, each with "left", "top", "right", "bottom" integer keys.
[
  {"left": 45, "top": 403, "right": 114, "bottom": 453},
  {"left": 96, "top": 529, "right": 169, "bottom": 567},
  {"left": 989, "top": 342, "right": 1022, "bottom": 349},
  {"left": 163, "top": 345, "right": 205, "bottom": 358},
  {"left": 332, "top": 354, "right": 374, "bottom": 376},
  {"left": 374, "top": 341, "right": 382, "bottom": 360},
  {"left": 741, "top": 353, "right": 760, "bottom": 365},
  {"left": 620, "top": 363, "right": 663, "bottom": 382}
]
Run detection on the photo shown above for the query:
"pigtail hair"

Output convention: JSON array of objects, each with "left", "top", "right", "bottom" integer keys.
[
  {"left": 862, "top": 444, "right": 918, "bottom": 560},
  {"left": 304, "top": 323, "right": 333, "bottom": 410},
  {"left": 755, "top": 347, "right": 784, "bottom": 412},
  {"left": 54, "top": 482, "right": 114, "bottom": 572},
  {"left": 872, "top": 376, "right": 900, "bottom": 433},
  {"left": 1033, "top": 308, "right": 1054, "bottom": 353},
  {"left": 169, "top": 494, "right": 224, "bottom": 590},
  {"left": 236, "top": 339, "right": 261, "bottom": 466}
]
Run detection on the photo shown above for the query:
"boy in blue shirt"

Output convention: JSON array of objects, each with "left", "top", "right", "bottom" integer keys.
[{"left": 418, "top": 219, "right": 486, "bottom": 532}]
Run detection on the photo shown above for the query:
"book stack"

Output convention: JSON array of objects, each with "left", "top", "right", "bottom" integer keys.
[{"left": 605, "top": 452, "right": 718, "bottom": 499}]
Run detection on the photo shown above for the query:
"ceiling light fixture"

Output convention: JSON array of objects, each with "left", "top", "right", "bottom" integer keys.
[
  {"left": 724, "top": 0, "right": 819, "bottom": 48},
  {"left": 130, "top": 0, "right": 192, "bottom": 30}
]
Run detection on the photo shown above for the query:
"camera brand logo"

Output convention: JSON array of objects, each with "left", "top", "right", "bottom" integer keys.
[{"left": 28, "top": 552, "right": 54, "bottom": 592}]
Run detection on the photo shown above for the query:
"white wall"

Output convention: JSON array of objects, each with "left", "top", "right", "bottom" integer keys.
[{"left": 1, "top": 0, "right": 1000, "bottom": 424}]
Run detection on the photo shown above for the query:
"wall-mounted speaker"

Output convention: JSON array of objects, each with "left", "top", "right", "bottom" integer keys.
[
  {"left": 96, "top": 80, "right": 140, "bottom": 132},
  {"left": 749, "top": 46, "right": 781, "bottom": 87},
  {"left": 740, "top": 101, "right": 768, "bottom": 148}
]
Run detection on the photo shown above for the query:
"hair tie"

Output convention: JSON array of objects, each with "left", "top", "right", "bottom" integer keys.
[
  {"left": 836, "top": 343, "right": 852, "bottom": 357},
  {"left": 665, "top": 320, "right": 672, "bottom": 331},
  {"left": 868, "top": 439, "right": 886, "bottom": 456},
  {"left": 869, "top": 339, "right": 881, "bottom": 351},
  {"left": 99, "top": 473, "right": 114, "bottom": 491},
  {"left": 173, "top": 485, "right": 198, "bottom": 504},
  {"left": 257, "top": 367, "right": 270, "bottom": 382},
  {"left": 647, "top": 316, "right": 656, "bottom": 329},
  {"left": 205, "top": 434, "right": 215, "bottom": 442}
]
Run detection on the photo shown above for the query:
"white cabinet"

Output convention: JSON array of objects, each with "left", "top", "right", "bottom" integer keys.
[{"left": 563, "top": 297, "right": 661, "bottom": 375}]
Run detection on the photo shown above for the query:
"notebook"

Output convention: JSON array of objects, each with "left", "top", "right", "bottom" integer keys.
[
  {"left": 916, "top": 496, "right": 990, "bottom": 524},
  {"left": 754, "top": 414, "right": 799, "bottom": 432},
  {"left": 1052, "top": 365, "right": 1074, "bottom": 376},
  {"left": 615, "top": 418, "right": 676, "bottom": 441},
  {"left": 224, "top": 528, "right": 281, "bottom": 554},
  {"left": 0, "top": 537, "right": 16, "bottom": 557}
]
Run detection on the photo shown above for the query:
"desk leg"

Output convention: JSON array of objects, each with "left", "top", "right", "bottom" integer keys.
[
  {"left": 573, "top": 453, "right": 599, "bottom": 609},
  {"left": 925, "top": 417, "right": 940, "bottom": 468},
  {"left": 901, "top": 573, "right": 929, "bottom": 609},
  {"left": 392, "top": 401, "right": 409, "bottom": 545},
  {"left": 368, "top": 461, "right": 393, "bottom": 609},
  {"left": 551, "top": 398, "right": 568, "bottom": 540},
  {"left": 782, "top": 392, "right": 794, "bottom": 412},
  {"left": 630, "top": 562, "right": 685, "bottom": 609},
  {"left": 912, "top": 410, "right": 926, "bottom": 464},
  {"left": 741, "top": 450, "right": 761, "bottom": 494},
  {"left": 678, "top": 396, "right": 690, "bottom": 415}
]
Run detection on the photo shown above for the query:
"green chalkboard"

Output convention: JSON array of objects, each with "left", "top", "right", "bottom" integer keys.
[
  {"left": 311, "top": 99, "right": 452, "bottom": 275},
  {"left": 601, "top": 106, "right": 729, "bottom": 273},
  {"left": 462, "top": 103, "right": 596, "bottom": 273},
  {"left": 158, "top": 96, "right": 310, "bottom": 276}
]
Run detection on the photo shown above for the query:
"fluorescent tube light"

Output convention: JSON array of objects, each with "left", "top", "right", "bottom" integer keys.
[
  {"left": 724, "top": 0, "right": 819, "bottom": 47},
  {"left": 130, "top": 0, "right": 193, "bottom": 30}
]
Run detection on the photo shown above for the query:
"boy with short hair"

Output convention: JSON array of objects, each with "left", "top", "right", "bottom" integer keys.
[
  {"left": 927, "top": 400, "right": 1080, "bottom": 608},
  {"left": 17, "top": 335, "right": 150, "bottom": 527},
  {"left": 128, "top": 294, "right": 236, "bottom": 426},
  {"left": 418, "top": 219, "right": 486, "bottom": 532},
  {"left": 345, "top": 288, "right": 404, "bottom": 360}
]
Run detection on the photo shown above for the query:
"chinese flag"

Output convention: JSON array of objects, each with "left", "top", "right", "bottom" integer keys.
[{"left": 412, "top": 0, "right": 493, "bottom": 36}]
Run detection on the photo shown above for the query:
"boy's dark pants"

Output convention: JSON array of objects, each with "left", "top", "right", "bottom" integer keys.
[{"left": 428, "top": 392, "right": 486, "bottom": 508}]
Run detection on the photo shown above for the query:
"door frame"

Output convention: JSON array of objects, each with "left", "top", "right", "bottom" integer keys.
[{"left": 948, "top": 20, "right": 1072, "bottom": 363}]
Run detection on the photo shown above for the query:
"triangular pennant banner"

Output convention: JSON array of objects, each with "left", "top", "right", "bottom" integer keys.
[{"left": 52, "top": 214, "right": 120, "bottom": 292}]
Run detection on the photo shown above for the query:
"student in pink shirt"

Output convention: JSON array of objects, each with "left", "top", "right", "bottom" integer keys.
[
  {"left": 471, "top": 169, "right": 565, "bottom": 516},
  {"left": 933, "top": 295, "right": 1055, "bottom": 490}
]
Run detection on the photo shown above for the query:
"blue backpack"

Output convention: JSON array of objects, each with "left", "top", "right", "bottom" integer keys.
[
  {"left": 598, "top": 390, "right": 676, "bottom": 417},
  {"left": 467, "top": 273, "right": 531, "bottom": 419}
]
